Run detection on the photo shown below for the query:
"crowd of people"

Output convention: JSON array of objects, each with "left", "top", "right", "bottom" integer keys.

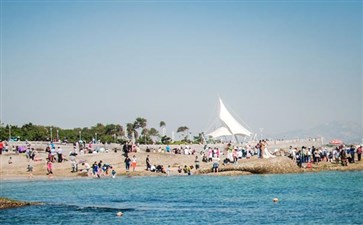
[
  {"left": 1, "top": 139, "right": 362, "bottom": 178},
  {"left": 289, "top": 144, "right": 362, "bottom": 167}
]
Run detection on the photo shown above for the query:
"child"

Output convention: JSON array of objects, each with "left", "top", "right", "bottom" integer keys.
[
  {"left": 111, "top": 168, "right": 116, "bottom": 178},
  {"left": 166, "top": 165, "right": 170, "bottom": 176},
  {"left": 47, "top": 159, "right": 53, "bottom": 175},
  {"left": 8, "top": 157, "right": 13, "bottom": 164},
  {"left": 27, "top": 164, "right": 33, "bottom": 178},
  {"left": 131, "top": 155, "right": 137, "bottom": 172}
]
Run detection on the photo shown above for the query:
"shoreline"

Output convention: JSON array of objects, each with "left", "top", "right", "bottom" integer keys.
[
  {"left": 1, "top": 160, "right": 362, "bottom": 182},
  {"left": 1, "top": 142, "right": 362, "bottom": 181}
]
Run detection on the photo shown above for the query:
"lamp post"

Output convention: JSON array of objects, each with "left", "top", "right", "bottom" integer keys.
[
  {"left": 95, "top": 133, "right": 97, "bottom": 143},
  {"left": 79, "top": 131, "right": 82, "bottom": 141},
  {"left": 50, "top": 127, "right": 53, "bottom": 142},
  {"left": 8, "top": 126, "right": 11, "bottom": 141},
  {"left": 57, "top": 130, "right": 59, "bottom": 142},
  {"left": 259, "top": 128, "right": 264, "bottom": 141},
  {"left": 113, "top": 134, "right": 116, "bottom": 143}
]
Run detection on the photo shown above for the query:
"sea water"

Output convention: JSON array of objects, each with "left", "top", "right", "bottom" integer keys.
[{"left": 1, "top": 171, "right": 362, "bottom": 225}]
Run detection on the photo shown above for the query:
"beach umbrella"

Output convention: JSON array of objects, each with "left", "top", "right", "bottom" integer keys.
[{"left": 329, "top": 139, "right": 343, "bottom": 145}]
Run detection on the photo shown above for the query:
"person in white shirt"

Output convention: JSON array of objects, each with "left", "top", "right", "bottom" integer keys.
[{"left": 57, "top": 147, "right": 63, "bottom": 163}]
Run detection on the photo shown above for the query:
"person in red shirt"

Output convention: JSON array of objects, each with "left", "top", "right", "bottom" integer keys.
[{"left": 0, "top": 141, "right": 4, "bottom": 155}]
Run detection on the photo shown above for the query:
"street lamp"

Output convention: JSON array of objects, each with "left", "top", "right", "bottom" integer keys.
[
  {"left": 57, "top": 130, "right": 59, "bottom": 141},
  {"left": 259, "top": 128, "right": 264, "bottom": 141},
  {"left": 79, "top": 131, "right": 82, "bottom": 141},
  {"left": 50, "top": 127, "right": 53, "bottom": 142},
  {"left": 8, "top": 126, "right": 11, "bottom": 141},
  {"left": 95, "top": 133, "right": 97, "bottom": 143}
]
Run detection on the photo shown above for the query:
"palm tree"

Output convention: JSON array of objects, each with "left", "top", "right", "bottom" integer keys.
[
  {"left": 133, "top": 117, "right": 147, "bottom": 141},
  {"left": 148, "top": 128, "right": 159, "bottom": 143},
  {"left": 126, "top": 123, "right": 134, "bottom": 140},
  {"left": 159, "top": 121, "right": 166, "bottom": 136},
  {"left": 177, "top": 126, "right": 189, "bottom": 141}
]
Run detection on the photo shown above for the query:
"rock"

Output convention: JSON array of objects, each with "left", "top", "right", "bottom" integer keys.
[{"left": 0, "top": 197, "right": 38, "bottom": 209}]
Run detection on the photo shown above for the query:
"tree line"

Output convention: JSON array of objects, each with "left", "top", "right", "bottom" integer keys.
[{"left": 0, "top": 118, "right": 204, "bottom": 144}]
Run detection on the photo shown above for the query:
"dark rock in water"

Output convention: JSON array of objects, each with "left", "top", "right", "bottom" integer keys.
[{"left": 0, "top": 197, "right": 39, "bottom": 209}]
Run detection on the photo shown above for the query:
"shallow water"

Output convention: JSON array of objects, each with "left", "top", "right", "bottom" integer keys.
[{"left": 1, "top": 171, "right": 362, "bottom": 224}]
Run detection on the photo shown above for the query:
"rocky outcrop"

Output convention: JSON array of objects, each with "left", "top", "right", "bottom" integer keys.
[
  {"left": 199, "top": 157, "right": 302, "bottom": 175},
  {"left": 0, "top": 197, "right": 38, "bottom": 209}
]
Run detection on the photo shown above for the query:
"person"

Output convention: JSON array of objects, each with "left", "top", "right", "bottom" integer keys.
[
  {"left": 81, "top": 162, "right": 91, "bottom": 175},
  {"left": 194, "top": 156, "right": 200, "bottom": 170},
  {"left": 0, "top": 141, "right": 3, "bottom": 155},
  {"left": 150, "top": 165, "right": 156, "bottom": 172},
  {"left": 146, "top": 155, "right": 151, "bottom": 171},
  {"left": 98, "top": 160, "right": 103, "bottom": 172},
  {"left": 260, "top": 140, "right": 267, "bottom": 159},
  {"left": 30, "top": 148, "right": 36, "bottom": 161},
  {"left": 69, "top": 150, "right": 78, "bottom": 172},
  {"left": 8, "top": 157, "right": 13, "bottom": 164},
  {"left": 183, "top": 165, "right": 191, "bottom": 175},
  {"left": 131, "top": 155, "right": 137, "bottom": 172},
  {"left": 92, "top": 161, "right": 99, "bottom": 177},
  {"left": 27, "top": 164, "right": 33, "bottom": 178},
  {"left": 296, "top": 150, "right": 302, "bottom": 168},
  {"left": 57, "top": 147, "right": 63, "bottom": 163},
  {"left": 212, "top": 157, "right": 220, "bottom": 173},
  {"left": 166, "top": 145, "right": 171, "bottom": 153},
  {"left": 166, "top": 165, "right": 170, "bottom": 176},
  {"left": 111, "top": 168, "right": 116, "bottom": 178},
  {"left": 349, "top": 145, "right": 355, "bottom": 163},
  {"left": 71, "top": 158, "right": 78, "bottom": 173},
  {"left": 50, "top": 147, "right": 56, "bottom": 162},
  {"left": 208, "top": 148, "right": 213, "bottom": 162},
  {"left": 46, "top": 159, "right": 53, "bottom": 175},
  {"left": 340, "top": 147, "right": 347, "bottom": 166},
  {"left": 122, "top": 144, "right": 128, "bottom": 157},
  {"left": 26, "top": 147, "right": 31, "bottom": 161},
  {"left": 357, "top": 145, "right": 362, "bottom": 161},
  {"left": 177, "top": 166, "right": 182, "bottom": 173},
  {"left": 314, "top": 150, "right": 320, "bottom": 165},
  {"left": 124, "top": 156, "right": 131, "bottom": 171}
]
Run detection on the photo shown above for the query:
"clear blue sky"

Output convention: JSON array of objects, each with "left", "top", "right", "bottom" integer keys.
[{"left": 1, "top": 1, "right": 362, "bottom": 137}]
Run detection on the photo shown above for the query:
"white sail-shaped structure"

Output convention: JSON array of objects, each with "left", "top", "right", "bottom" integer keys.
[
  {"left": 208, "top": 98, "right": 252, "bottom": 139},
  {"left": 207, "top": 126, "right": 232, "bottom": 138}
]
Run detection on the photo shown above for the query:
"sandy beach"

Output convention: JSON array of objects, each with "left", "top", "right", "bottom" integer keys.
[{"left": 1, "top": 141, "right": 362, "bottom": 181}]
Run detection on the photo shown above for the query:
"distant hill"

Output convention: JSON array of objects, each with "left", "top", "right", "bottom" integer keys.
[{"left": 271, "top": 121, "right": 362, "bottom": 144}]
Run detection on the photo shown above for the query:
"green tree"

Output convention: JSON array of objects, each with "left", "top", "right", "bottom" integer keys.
[
  {"left": 126, "top": 123, "right": 134, "bottom": 140},
  {"left": 193, "top": 132, "right": 205, "bottom": 144},
  {"left": 133, "top": 117, "right": 147, "bottom": 141},
  {"left": 149, "top": 127, "right": 159, "bottom": 142},
  {"left": 177, "top": 126, "right": 189, "bottom": 141},
  {"left": 161, "top": 135, "right": 172, "bottom": 144}
]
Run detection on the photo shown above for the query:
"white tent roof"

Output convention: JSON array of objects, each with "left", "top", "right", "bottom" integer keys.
[
  {"left": 208, "top": 98, "right": 252, "bottom": 138},
  {"left": 219, "top": 98, "right": 252, "bottom": 137},
  {"left": 207, "top": 126, "right": 232, "bottom": 138}
]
